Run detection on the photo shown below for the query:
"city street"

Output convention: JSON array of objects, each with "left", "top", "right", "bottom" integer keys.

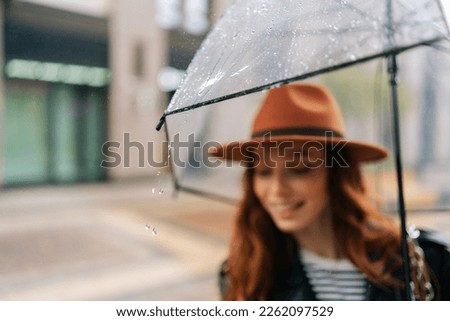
[
  {"left": 0, "top": 175, "right": 235, "bottom": 300},
  {"left": 1, "top": 0, "right": 449, "bottom": 306},
  {"left": 0, "top": 174, "right": 449, "bottom": 300}
]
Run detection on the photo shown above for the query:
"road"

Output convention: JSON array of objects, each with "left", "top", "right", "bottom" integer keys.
[{"left": 0, "top": 174, "right": 448, "bottom": 300}]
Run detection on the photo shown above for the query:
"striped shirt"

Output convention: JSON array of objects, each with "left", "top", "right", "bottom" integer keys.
[{"left": 300, "top": 249, "right": 367, "bottom": 300}]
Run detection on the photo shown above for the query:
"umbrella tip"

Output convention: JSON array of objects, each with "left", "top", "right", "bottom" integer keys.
[{"left": 156, "top": 116, "right": 166, "bottom": 131}]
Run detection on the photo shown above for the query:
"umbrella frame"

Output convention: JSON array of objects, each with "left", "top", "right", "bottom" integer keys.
[{"left": 157, "top": 0, "right": 450, "bottom": 301}]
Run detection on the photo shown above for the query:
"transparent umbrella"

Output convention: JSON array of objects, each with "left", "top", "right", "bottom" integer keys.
[
  {"left": 156, "top": 0, "right": 450, "bottom": 300},
  {"left": 157, "top": 0, "right": 449, "bottom": 124}
]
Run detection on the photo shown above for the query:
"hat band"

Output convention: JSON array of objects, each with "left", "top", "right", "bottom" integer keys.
[{"left": 251, "top": 127, "right": 344, "bottom": 139}]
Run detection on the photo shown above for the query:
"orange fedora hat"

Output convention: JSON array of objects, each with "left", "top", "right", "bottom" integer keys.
[{"left": 210, "top": 82, "right": 388, "bottom": 163}]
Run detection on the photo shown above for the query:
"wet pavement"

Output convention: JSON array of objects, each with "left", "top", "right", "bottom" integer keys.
[
  {"left": 0, "top": 174, "right": 448, "bottom": 300},
  {"left": 0, "top": 175, "right": 235, "bottom": 300}
]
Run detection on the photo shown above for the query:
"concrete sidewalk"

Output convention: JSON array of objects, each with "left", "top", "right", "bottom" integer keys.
[
  {"left": 0, "top": 176, "right": 236, "bottom": 300},
  {"left": 0, "top": 175, "right": 448, "bottom": 300}
]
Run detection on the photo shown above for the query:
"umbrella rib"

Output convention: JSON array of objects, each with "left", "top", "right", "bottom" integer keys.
[
  {"left": 335, "top": 0, "right": 448, "bottom": 40},
  {"left": 392, "top": 17, "right": 450, "bottom": 37},
  {"left": 191, "top": 31, "right": 254, "bottom": 107},
  {"left": 425, "top": 41, "right": 450, "bottom": 55},
  {"left": 386, "top": 207, "right": 450, "bottom": 214},
  {"left": 177, "top": 185, "right": 237, "bottom": 204},
  {"left": 194, "top": 45, "right": 226, "bottom": 102},
  {"left": 394, "top": 0, "right": 437, "bottom": 23},
  {"left": 392, "top": 0, "right": 449, "bottom": 36},
  {"left": 163, "top": 121, "right": 182, "bottom": 195},
  {"left": 162, "top": 37, "right": 444, "bottom": 121}
]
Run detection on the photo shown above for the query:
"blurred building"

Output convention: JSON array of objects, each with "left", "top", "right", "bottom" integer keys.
[
  {"left": 1, "top": 0, "right": 109, "bottom": 186},
  {"left": 0, "top": 0, "right": 231, "bottom": 187},
  {"left": 3, "top": 0, "right": 446, "bottom": 210}
]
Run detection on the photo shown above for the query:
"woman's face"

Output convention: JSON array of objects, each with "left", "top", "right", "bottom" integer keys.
[{"left": 253, "top": 145, "right": 331, "bottom": 235}]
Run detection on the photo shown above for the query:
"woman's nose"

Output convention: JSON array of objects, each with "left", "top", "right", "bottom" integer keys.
[{"left": 269, "top": 172, "right": 291, "bottom": 197}]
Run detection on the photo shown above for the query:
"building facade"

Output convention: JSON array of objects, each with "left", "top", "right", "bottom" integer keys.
[{"left": 0, "top": 0, "right": 231, "bottom": 187}]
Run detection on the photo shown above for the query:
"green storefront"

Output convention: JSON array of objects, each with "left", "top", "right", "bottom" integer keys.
[
  {"left": 3, "top": 79, "right": 107, "bottom": 185},
  {"left": 2, "top": 4, "right": 109, "bottom": 186}
]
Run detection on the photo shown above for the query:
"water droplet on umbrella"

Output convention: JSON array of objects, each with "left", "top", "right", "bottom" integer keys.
[
  {"left": 349, "top": 54, "right": 356, "bottom": 61},
  {"left": 151, "top": 227, "right": 158, "bottom": 236},
  {"left": 152, "top": 187, "right": 156, "bottom": 194},
  {"left": 157, "top": 171, "right": 161, "bottom": 176},
  {"left": 158, "top": 188, "right": 164, "bottom": 195}
]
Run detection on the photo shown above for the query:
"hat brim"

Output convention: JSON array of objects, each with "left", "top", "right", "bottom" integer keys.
[{"left": 209, "top": 135, "right": 389, "bottom": 163}]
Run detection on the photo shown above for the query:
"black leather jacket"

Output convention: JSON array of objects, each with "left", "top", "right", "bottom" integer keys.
[{"left": 219, "top": 230, "right": 450, "bottom": 300}]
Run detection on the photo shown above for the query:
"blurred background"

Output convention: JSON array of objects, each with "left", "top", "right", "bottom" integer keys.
[{"left": 0, "top": 0, "right": 449, "bottom": 300}]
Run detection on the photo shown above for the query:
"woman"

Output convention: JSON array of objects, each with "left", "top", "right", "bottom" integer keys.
[{"left": 212, "top": 82, "right": 450, "bottom": 300}]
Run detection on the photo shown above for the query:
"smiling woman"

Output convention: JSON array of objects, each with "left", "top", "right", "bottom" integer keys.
[
  {"left": 213, "top": 82, "right": 450, "bottom": 301},
  {"left": 253, "top": 148, "right": 331, "bottom": 245}
]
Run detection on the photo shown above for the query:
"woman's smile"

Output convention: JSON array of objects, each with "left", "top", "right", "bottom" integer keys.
[
  {"left": 253, "top": 147, "right": 331, "bottom": 235},
  {"left": 267, "top": 200, "right": 306, "bottom": 217}
]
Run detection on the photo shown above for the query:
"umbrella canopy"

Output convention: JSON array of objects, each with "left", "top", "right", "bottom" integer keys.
[
  {"left": 163, "top": 52, "right": 450, "bottom": 207},
  {"left": 156, "top": 0, "right": 450, "bottom": 300},
  {"left": 158, "top": 0, "right": 450, "bottom": 208},
  {"left": 157, "top": 0, "right": 449, "bottom": 127}
]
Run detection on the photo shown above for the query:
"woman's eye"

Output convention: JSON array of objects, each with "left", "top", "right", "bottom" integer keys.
[{"left": 292, "top": 167, "right": 312, "bottom": 175}]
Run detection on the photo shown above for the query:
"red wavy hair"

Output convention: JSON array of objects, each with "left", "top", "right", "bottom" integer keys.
[{"left": 222, "top": 147, "right": 404, "bottom": 300}]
